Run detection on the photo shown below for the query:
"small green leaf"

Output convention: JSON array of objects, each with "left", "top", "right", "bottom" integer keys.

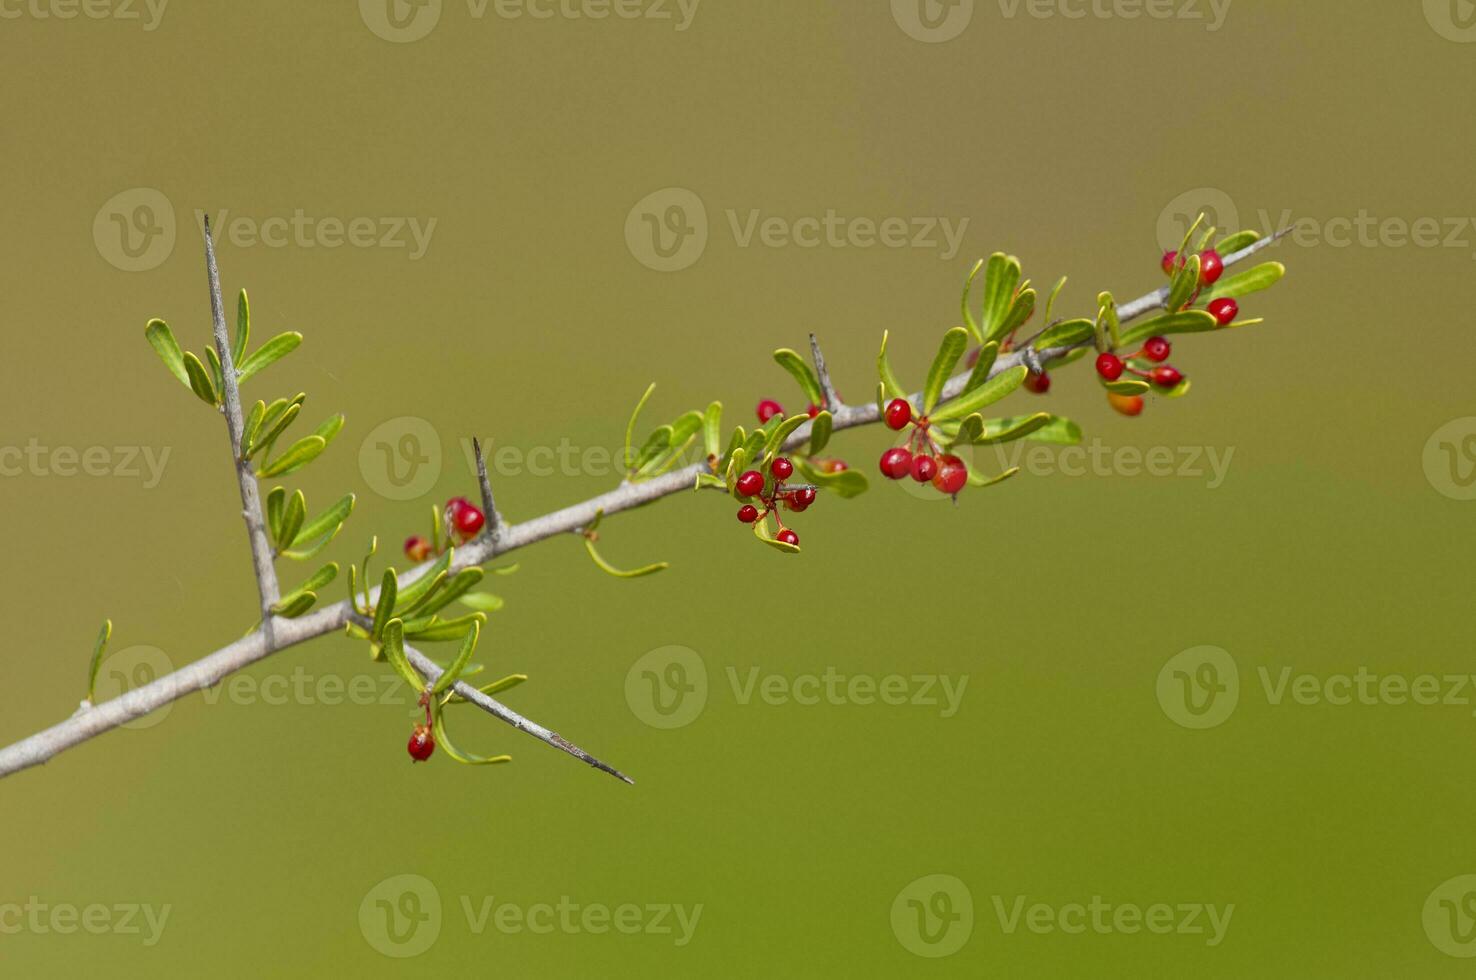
[
  {"left": 809, "top": 411, "right": 832, "bottom": 455},
  {"left": 233, "top": 289, "right": 251, "bottom": 364},
  {"left": 794, "top": 458, "right": 868, "bottom": 498},
  {"left": 702, "top": 402, "right": 723, "bottom": 459},
  {"left": 1158, "top": 377, "right": 1192, "bottom": 398},
  {"left": 981, "top": 414, "right": 1081, "bottom": 445},
  {"left": 961, "top": 258, "right": 985, "bottom": 340},
  {"left": 623, "top": 382, "right": 656, "bottom": 471},
  {"left": 1032, "top": 318, "right": 1094, "bottom": 351},
  {"left": 1215, "top": 230, "right": 1261, "bottom": 255},
  {"left": 459, "top": 592, "right": 506, "bottom": 612},
  {"left": 1043, "top": 276, "right": 1068, "bottom": 323},
  {"left": 631, "top": 425, "right": 674, "bottom": 473},
  {"left": 380, "top": 619, "right": 426, "bottom": 692},
  {"left": 752, "top": 517, "right": 800, "bottom": 553},
  {"left": 236, "top": 332, "right": 302, "bottom": 385},
  {"left": 371, "top": 568, "right": 398, "bottom": 641},
  {"left": 412, "top": 568, "right": 485, "bottom": 618},
  {"left": 283, "top": 494, "right": 355, "bottom": 559},
  {"left": 431, "top": 704, "right": 511, "bottom": 766},
  {"left": 924, "top": 327, "right": 969, "bottom": 414},
  {"left": 144, "top": 319, "right": 189, "bottom": 388},
  {"left": 242, "top": 400, "right": 266, "bottom": 452},
  {"left": 979, "top": 253, "right": 1023, "bottom": 342},
  {"left": 447, "top": 672, "right": 526, "bottom": 703},
  {"left": 1166, "top": 254, "right": 1202, "bottom": 312},
  {"left": 1103, "top": 379, "right": 1151, "bottom": 396},
  {"left": 1119, "top": 310, "right": 1218, "bottom": 348},
  {"left": 962, "top": 342, "right": 999, "bottom": 395},
  {"left": 585, "top": 536, "right": 669, "bottom": 578},
  {"left": 277, "top": 489, "right": 306, "bottom": 551},
  {"left": 395, "top": 549, "right": 453, "bottom": 611},
  {"left": 204, "top": 345, "right": 225, "bottom": 401},
  {"left": 975, "top": 412, "right": 1054, "bottom": 444},
  {"left": 182, "top": 351, "right": 218, "bottom": 406},
  {"left": 313, "top": 413, "right": 345, "bottom": 448},
  {"left": 85, "top": 619, "right": 113, "bottom": 703},
  {"left": 276, "top": 563, "right": 338, "bottom": 609},
  {"left": 432, "top": 619, "right": 480, "bottom": 695},
  {"left": 932, "top": 364, "right": 1027, "bottom": 421},
  {"left": 877, "top": 330, "right": 907, "bottom": 400},
  {"left": 1203, "top": 261, "right": 1285, "bottom": 302},
  {"left": 1098, "top": 292, "right": 1121, "bottom": 350},
  {"left": 762, "top": 414, "right": 809, "bottom": 461},
  {"left": 405, "top": 613, "right": 485, "bottom": 642},
  {"left": 265, "top": 486, "right": 286, "bottom": 542},
  {"left": 258, "top": 435, "right": 326, "bottom": 478},
  {"left": 270, "top": 592, "right": 317, "bottom": 618},
  {"left": 966, "top": 463, "right": 1021, "bottom": 488},
  {"left": 1000, "top": 287, "right": 1036, "bottom": 339},
  {"left": 773, "top": 348, "right": 823, "bottom": 404},
  {"left": 248, "top": 402, "right": 302, "bottom": 459}
]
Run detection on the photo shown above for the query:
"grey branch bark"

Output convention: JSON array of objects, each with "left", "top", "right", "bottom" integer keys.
[{"left": 0, "top": 232, "right": 1285, "bottom": 781}]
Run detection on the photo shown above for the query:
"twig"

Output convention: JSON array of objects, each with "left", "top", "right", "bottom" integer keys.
[
  {"left": 809, "top": 332, "right": 841, "bottom": 411},
  {"left": 0, "top": 232, "right": 1286, "bottom": 780},
  {"left": 470, "top": 436, "right": 502, "bottom": 541}
]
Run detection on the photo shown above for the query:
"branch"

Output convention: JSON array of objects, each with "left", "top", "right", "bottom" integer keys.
[
  {"left": 809, "top": 332, "right": 841, "bottom": 411},
  {"left": 0, "top": 232, "right": 1284, "bottom": 781},
  {"left": 470, "top": 436, "right": 503, "bottom": 542}
]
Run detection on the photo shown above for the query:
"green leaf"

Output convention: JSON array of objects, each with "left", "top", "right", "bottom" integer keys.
[
  {"left": 752, "top": 517, "right": 800, "bottom": 554},
  {"left": 961, "top": 258, "right": 985, "bottom": 340},
  {"left": 631, "top": 425, "right": 673, "bottom": 473},
  {"left": 924, "top": 327, "right": 969, "bottom": 414},
  {"left": 966, "top": 463, "right": 1021, "bottom": 489},
  {"left": 719, "top": 425, "right": 745, "bottom": 471},
  {"left": 932, "top": 365, "right": 1027, "bottom": 422},
  {"left": 283, "top": 494, "right": 355, "bottom": 559},
  {"left": 395, "top": 549, "right": 453, "bottom": 611},
  {"left": 979, "top": 253, "right": 1023, "bottom": 342},
  {"left": 1098, "top": 292, "right": 1121, "bottom": 350},
  {"left": 585, "top": 535, "right": 669, "bottom": 578},
  {"left": 277, "top": 489, "right": 306, "bottom": 551},
  {"left": 275, "top": 563, "right": 338, "bottom": 613},
  {"left": 1203, "top": 261, "right": 1285, "bottom": 302},
  {"left": 1043, "top": 276, "right": 1068, "bottom": 323},
  {"left": 265, "top": 486, "right": 286, "bottom": 542},
  {"left": 257, "top": 435, "right": 326, "bottom": 478},
  {"left": 809, "top": 410, "right": 832, "bottom": 455},
  {"left": 371, "top": 568, "right": 398, "bottom": 641},
  {"left": 270, "top": 592, "right": 317, "bottom": 618},
  {"left": 623, "top": 382, "right": 656, "bottom": 471},
  {"left": 982, "top": 414, "right": 1081, "bottom": 445},
  {"left": 877, "top": 330, "right": 907, "bottom": 400},
  {"left": 794, "top": 458, "right": 868, "bottom": 498},
  {"left": 380, "top": 620, "right": 426, "bottom": 692},
  {"left": 762, "top": 414, "right": 809, "bottom": 461},
  {"left": 242, "top": 400, "right": 266, "bottom": 452},
  {"left": 85, "top": 619, "right": 113, "bottom": 703},
  {"left": 1103, "top": 379, "right": 1151, "bottom": 396},
  {"left": 236, "top": 332, "right": 302, "bottom": 385},
  {"left": 974, "top": 412, "right": 1054, "bottom": 444},
  {"left": 144, "top": 319, "right": 189, "bottom": 388},
  {"left": 1119, "top": 310, "right": 1218, "bottom": 348},
  {"left": 432, "top": 619, "right": 480, "bottom": 695},
  {"left": 1215, "top": 229, "right": 1261, "bottom": 255},
  {"left": 962, "top": 342, "right": 999, "bottom": 395},
  {"left": 405, "top": 613, "right": 485, "bottom": 642},
  {"left": 412, "top": 568, "right": 485, "bottom": 618},
  {"left": 773, "top": 348, "right": 823, "bottom": 404},
  {"left": 458, "top": 592, "right": 506, "bottom": 612},
  {"left": 204, "top": 345, "right": 225, "bottom": 400},
  {"left": 1000, "top": 287, "right": 1036, "bottom": 339},
  {"left": 702, "top": 402, "right": 723, "bottom": 459},
  {"left": 247, "top": 402, "right": 302, "bottom": 460},
  {"left": 1032, "top": 318, "right": 1094, "bottom": 351},
  {"left": 431, "top": 704, "right": 511, "bottom": 766},
  {"left": 182, "top": 351, "right": 218, "bottom": 406},
  {"left": 1158, "top": 377, "right": 1192, "bottom": 398},
  {"left": 446, "top": 672, "right": 526, "bottom": 703},
  {"left": 233, "top": 289, "right": 251, "bottom": 364},
  {"left": 313, "top": 413, "right": 345, "bottom": 448},
  {"left": 1166, "top": 253, "right": 1202, "bottom": 312}
]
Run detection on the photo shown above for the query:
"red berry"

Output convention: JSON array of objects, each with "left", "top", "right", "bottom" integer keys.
[
  {"left": 879, "top": 447, "right": 913, "bottom": 480},
  {"left": 1143, "top": 336, "right": 1171, "bottom": 362},
  {"left": 770, "top": 457, "right": 794, "bottom": 480},
  {"left": 444, "top": 496, "right": 471, "bottom": 522},
  {"left": 1095, "top": 353, "right": 1125, "bottom": 381},
  {"left": 404, "top": 535, "right": 432, "bottom": 562},
  {"left": 1152, "top": 366, "right": 1184, "bottom": 388},
  {"left": 736, "top": 469, "right": 765, "bottom": 497},
  {"left": 1198, "top": 249, "right": 1224, "bottom": 285},
  {"left": 807, "top": 403, "right": 822, "bottom": 418},
  {"left": 1208, "top": 298, "right": 1238, "bottom": 326},
  {"left": 737, "top": 504, "right": 760, "bottom": 523},
  {"left": 756, "top": 399, "right": 784, "bottom": 423},
  {"left": 932, "top": 454, "right": 968, "bottom": 495},
  {"left": 776, "top": 529, "right": 799, "bottom": 547},
  {"left": 1024, "top": 370, "right": 1051, "bottom": 394},
  {"left": 790, "top": 487, "right": 817, "bottom": 510},
  {"left": 1161, "top": 250, "right": 1179, "bottom": 276},
  {"left": 828, "top": 459, "right": 848, "bottom": 473},
  {"left": 453, "top": 503, "right": 485, "bottom": 536},
  {"left": 885, "top": 398, "right": 913, "bottom": 431},
  {"left": 911, "top": 454, "right": 939, "bottom": 483},
  {"left": 407, "top": 724, "right": 435, "bottom": 762},
  {"left": 1108, "top": 392, "right": 1144, "bottom": 417}
]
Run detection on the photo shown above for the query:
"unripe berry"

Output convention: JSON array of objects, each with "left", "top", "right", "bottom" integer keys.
[
  {"left": 756, "top": 399, "right": 784, "bottom": 423},
  {"left": 735, "top": 470, "right": 765, "bottom": 497},
  {"left": 1024, "top": 370, "right": 1051, "bottom": 394},
  {"left": 1095, "top": 353, "right": 1125, "bottom": 381},
  {"left": 885, "top": 398, "right": 913, "bottom": 431},
  {"left": 911, "top": 454, "right": 938, "bottom": 483},
  {"left": 1208, "top": 297, "right": 1238, "bottom": 326},
  {"left": 1198, "top": 249, "right": 1224, "bottom": 285},
  {"left": 1143, "top": 336, "right": 1171, "bottom": 362},
  {"left": 770, "top": 457, "right": 794, "bottom": 480},
  {"left": 932, "top": 454, "right": 968, "bottom": 495},
  {"left": 1152, "top": 365, "right": 1184, "bottom": 388},
  {"left": 737, "top": 504, "right": 760, "bottom": 524},
  {"left": 1108, "top": 392, "right": 1144, "bottom": 416},
  {"left": 407, "top": 724, "right": 435, "bottom": 762},
  {"left": 404, "top": 535, "right": 432, "bottom": 562},
  {"left": 879, "top": 447, "right": 913, "bottom": 480},
  {"left": 776, "top": 529, "right": 799, "bottom": 547},
  {"left": 453, "top": 503, "right": 485, "bottom": 536}
]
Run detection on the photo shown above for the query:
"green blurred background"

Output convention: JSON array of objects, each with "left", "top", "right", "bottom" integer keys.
[{"left": 3, "top": 1, "right": 1475, "bottom": 975}]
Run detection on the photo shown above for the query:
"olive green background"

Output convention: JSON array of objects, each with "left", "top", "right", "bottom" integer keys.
[{"left": 2, "top": 1, "right": 1474, "bottom": 975}]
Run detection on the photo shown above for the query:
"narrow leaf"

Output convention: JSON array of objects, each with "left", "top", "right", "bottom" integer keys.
[
  {"left": 877, "top": 330, "right": 907, "bottom": 400},
  {"left": 932, "top": 365, "right": 1028, "bottom": 421},
  {"left": 380, "top": 619, "right": 426, "bottom": 692},
  {"left": 773, "top": 348, "right": 823, "bottom": 404},
  {"left": 962, "top": 342, "right": 999, "bottom": 395},
  {"left": 233, "top": 289, "right": 250, "bottom": 364},
  {"left": 144, "top": 319, "right": 189, "bottom": 388},
  {"left": 809, "top": 410, "right": 832, "bottom": 455},
  {"left": 459, "top": 592, "right": 506, "bottom": 612},
  {"left": 623, "top": 382, "right": 656, "bottom": 471},
  {"left": 85, "top": 619, "right": 113, "bottom": 703},
  {"left": 924, "top": 327, "right": 969, "bottom": 414},
  {"left": 1203, "top": 261, "right": 1285, "bottom": 302},
  {"left": 236, "top": 332, "right": 302, "bottom": 385},
  {"left": 702, "top": 402, "right": 723, "bottom": 459},
  {"left": 431, "top": 705, "right": 511, "bottom": 766},
  {"left": 182, "top": 351, "right": 218, "bottom": 406},
  {"left": 277, "top": 489, "right": 306, "bottom": 551},
  {"left": 258, "top": 435, "right": 326, "bottom": 478},
  {"left": 585, "top": 537, "right": 669, "bottom": 578},
  {"left": 1032, "top": 318, "right": 1095, "bottom": 351},
  {"left": 432, "top": 620, "right": 480, "bottom": 695}
]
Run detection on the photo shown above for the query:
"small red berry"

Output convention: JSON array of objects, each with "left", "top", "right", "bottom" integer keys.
[
  {"left": 790, "top": 487, "right": 817, "bottom": 510},
  {"left": 911, "top": 454, "right": 939, "bottom": 483},
  {"left": 932, "top": 454, "right": 968, "bottom": 495},
  {"left": 828, "top": 459, "right": 848, "bottom": 473},
  {"left": 885, "top": 398, "right": 913, "bottom": 431},
  {"left": 1161, "top": 250, "right": 1179, "bottom": 276},
  {"left": 1143, "top": 336, "right": 1171, "bottom": 362},
  {"left": 737, "top": 504, "right": 760, "bottom": 523},
  {"left": 1208, "top": 298, "right": 1238, "bottom": 326},
  {"left": 879, "top": 447, "right": 913, "bottom": 480},
  {"left": 756, "top": 399, "right": 784, "bottom": 423},
  {"left": 453, "top": 503, "right": 485, "bottom": 536},
  {"left": 408, "top": 724, "right": 435, "bottom": 762},
  {"left": 404, "top": 535, "right": 432, "bottom": 562},
  {"left": 771, "top": 457, "right": 794, "bottom": 480},
  {"left": 776, "top": 529, "right": 799, "bottom": 547},
  {"left": 1095, "top": 353, "right": 1125, "bottom": 381},
  {"left": 1198, "top": 249, "right": 1224, "bottom": 285},
  {"left": 807, "top": 403, "right": 822, "bottom": 418},
  {"left": 736, "top": 469, "right": 765, "bottom": 497},
  {"left": 1108, "top": 392, "right": 1144, "bottom": 417},
  {"left": 1152, "top": 366, "right": 1184, "bottom": 388},
  {"left": 1024, "top": 370, "right": 1051, "bottom": 394},
  {"left": 444, "top": 496, "right": 471, "bottom": 522}
]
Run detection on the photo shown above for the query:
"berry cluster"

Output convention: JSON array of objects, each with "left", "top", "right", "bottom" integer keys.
[
  {"left": 403, "top": 495, "right": 487, "bottom": 562},
  {"left": 877, "top": 398, "right": 968, "bottom": 495},
  {"left": 734, "top": 456, "right": 815, "bottom": 547},
  {"left": 1161, "top": 247, "right": 1243, "bottom": 327},
  {"left": 1097, "top": 336, "right": 1185, "bottom": 416}
]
